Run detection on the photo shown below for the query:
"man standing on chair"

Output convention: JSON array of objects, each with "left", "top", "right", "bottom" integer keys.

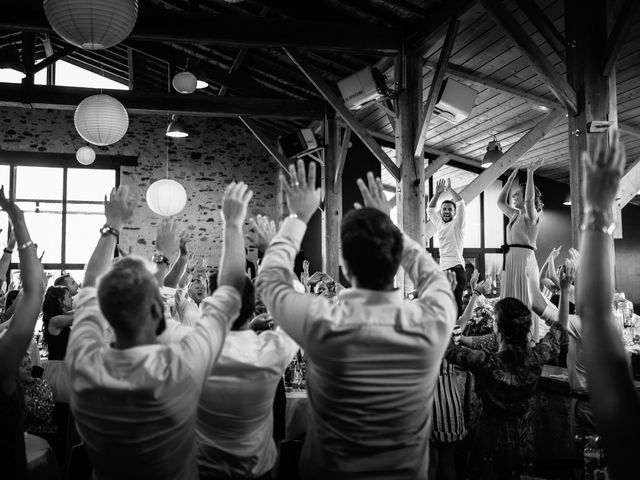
[{"left": 428, "top": 178, "right": 466, "bottom": 316}]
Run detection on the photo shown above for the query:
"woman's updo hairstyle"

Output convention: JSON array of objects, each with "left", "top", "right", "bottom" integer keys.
[{"left": 494, "top": 297, "right": 531, "bottom": 347}]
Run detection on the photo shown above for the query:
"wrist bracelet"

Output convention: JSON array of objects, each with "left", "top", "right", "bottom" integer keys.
[
  {"left": 152, "top": 253, "right": 171, "bottom": 266},
  {"left": 3, "top": 248, "right": 12, "bottom": 255},
  {"left": 581, "top": 208, "right": 615, "bottom": 235},
  {"left": 288, "top": 213, "right": 299, "bottom": 220},
  {"left": 17, "top": 240, "right": 34, "bottom": 251},
  {"left": 99, "top": 224, "right": 120, "bottom": 238}
]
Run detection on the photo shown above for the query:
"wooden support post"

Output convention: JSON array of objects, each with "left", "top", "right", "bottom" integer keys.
[
  {"left": 565, "top": 0, "right": 617, "bottom": 246},
  {"left": 239, "top": 116, "right": 290, "bottom": 174},
  {"left": 395, "top": 49, "right": 424, "bottom": 293},
  {"left": 481, "top": 0, "right": 578, "bottom": 114},
  {"left": 415, "top": 18, "right": 458, "bottom": 157},
  {"left": 322, "top": 114, "right": 343, "bottom": 282},
  {"left": 424, "top": 109, "right": 566, "bottom": 239},
  {"left": 284, "top": 47, "right": 400, "bottom": 182},
  {"left": 424, "top": 155, "right": 450, "bottom": 182},
  {"left": 334, "top": 126, "right": 351, "bottom": 192}
]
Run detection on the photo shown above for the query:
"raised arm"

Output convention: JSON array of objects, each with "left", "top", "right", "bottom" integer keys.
[
  {"left": 447, "top": 178, "right": 463, "bottom": 203},
  {"left": 218, "top": 182, "right": 252, "bottom": 293},
  {"left": 0, "top": 229, "right": 16, "bottom": 291},
  {"left": 578, "top": 132, "right": 640, "bottom": 477},
  {"left": 153, "top": 218, "right": 180, "bottom": 286},
  {"left": 497, "top": 169, "right": 520, "bottom": 218},
  {"left": 164, "top": 234, "right": 189, "bottom": 288},
  {"left": 428, "top": 179, "right": 446, "bottom": 210},
  {"left": 524, "top": 160, "right": 542, "bottom": 224},
  {"left": 84, "top": 186, "right": 134, "bottom": 288},
  {"left": 0, "top": 187, "right": 45, "bottom": 394}
]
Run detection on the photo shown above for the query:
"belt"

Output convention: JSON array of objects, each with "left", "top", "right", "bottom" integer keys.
[
  {"left": 501, "top": 243, "right": 535, "bottom": 271},
  {"left": 570, "top": 390, "right": 590, "bottom": 401}
]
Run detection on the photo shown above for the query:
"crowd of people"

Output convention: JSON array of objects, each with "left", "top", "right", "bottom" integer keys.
[{"left": 0, "top": 132, "right": 637, "bottom": 480}]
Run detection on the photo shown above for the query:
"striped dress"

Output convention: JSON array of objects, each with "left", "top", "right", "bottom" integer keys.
[{"left": 431, "top": 359, "right": 467, "bottom": 443}]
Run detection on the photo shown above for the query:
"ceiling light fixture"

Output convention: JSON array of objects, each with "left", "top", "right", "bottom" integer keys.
[
  {"left": 563, "top": 193, "right": 571, "bottom": 206},
  {"left": 481, "top": 136, "right": 503, "bottom": 168},
  {"left": 166, "top": 115, "right": 189, "bottom": 138}
]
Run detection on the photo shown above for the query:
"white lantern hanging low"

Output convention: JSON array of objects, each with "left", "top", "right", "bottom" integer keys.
[
  {"left": 146, "top": 179, "right": 188, "bottom": 216},
  {"left": 43, "top": 0, "right": 139, "bottom": 50},
  {"left": 172, "top": 72, "right": 197, "bottom": 94},
  {"left": 74, "top": 94, "right": 129, "bottom": 146},
  {"left": 76, "top": 146, "right": 96, "bottom": 165}
]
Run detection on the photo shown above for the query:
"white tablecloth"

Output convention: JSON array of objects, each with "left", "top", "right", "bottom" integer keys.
[{"left": 285, "top": 390, "right": 308, "bottom": 442}]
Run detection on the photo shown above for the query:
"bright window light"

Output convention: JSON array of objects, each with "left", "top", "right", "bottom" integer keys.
[
  {"left": 0, "top": 67, "right": 47, "bottom": 85},
  {"left": 55, "top": 60, "right": 128, "bottom": 90}
]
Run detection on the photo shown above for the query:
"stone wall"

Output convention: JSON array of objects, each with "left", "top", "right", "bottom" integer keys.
[{"left": 1, "top": 107, "right": 279, "bottom": 267}]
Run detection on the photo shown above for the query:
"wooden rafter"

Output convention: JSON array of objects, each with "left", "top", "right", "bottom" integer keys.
[
  {"left": 602, "top": 0, "right": 640, "bottom": 76},
  {"left": 284, "top": 47, "right": 401, "bottom": 182},
  {"left": 620, "top": 124, "right": 640, "bottom": 140},
  {"left": 619, "top": 161, "right": 640, "bottom": 208},
  {"left": 4, "top": 1, "right": 402, "bottom": 54},
  {"left": 424, "top": 155, "right": 451, "bottom": 182},
  {"left": 513, "top": 0, "right": 565, "bottom": 60},
  {"left": 480, "top": 0, "right": 577, "bottom": 114},
  {"left": 334, "top": 127, "right": 351, "bottom": 193},
  {"left": 32, "top": 44, "right": 77, "bottom": 73},
  {"left": 424, "top": 108, "right": 565, "bottom": 239},
  {"left": 239, "top": 116, "right": 290, "bottom": 174},
  {"left": 0, "top": 83, "right": 324, "bottom": 119},
  {"left": 415, "top": 17, "right": 459, "bottom": 157}
]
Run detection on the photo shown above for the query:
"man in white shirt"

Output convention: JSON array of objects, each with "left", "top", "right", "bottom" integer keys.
[
  {"left": 66, "top": 182, "right": 251, "bottom": 480},
  {"left": 427, "top": 178, "right": 466, "bottom": 316},
  {"left": 257, "top": 164, "right": 457, "bottom": 480}
]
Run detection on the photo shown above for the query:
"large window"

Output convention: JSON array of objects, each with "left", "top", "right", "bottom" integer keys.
[{"left": 3, "top": 164, "right": 117, "bottom": 282}]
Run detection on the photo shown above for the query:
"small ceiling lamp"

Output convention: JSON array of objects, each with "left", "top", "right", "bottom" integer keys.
[
  {"left": 74, "top": 94, "right": 129, "bottom": 146},
  {"left": 172, "top": 71, "right": 197, "bottom": 94},
  {"left": 76, "top": 146, "right": 96, "bottom": 165},
  {"left": 0, "top": 45, "right": 25, "bottom": 78},
  {"left": 43, "top": 0, "right": 138, "bottom": 50},
  {"left": 563, "top": 193, "right": 571, "bottom": 206},
  {"left": 190, "top": 61, "right": 208, "bottom": 89},
  {"left": 482, "top": 136, "right": 503, "bottom": 168},
  {"left": 166, "top": 115, "right": 189, "bottom": 138},
  {"left": 146, "top": 140, "right": 188, "bottom": 216}
]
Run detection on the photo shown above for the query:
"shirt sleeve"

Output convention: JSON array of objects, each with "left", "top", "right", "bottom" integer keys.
[
  {"left": 455, "top": 200, "right": 466, "bottom": 229},
  {"left": 470, "top": 332, "right": 498, "bottom": 351},
  {"left": 427, "top": 207, "right": 440, "bottom": 226},
  {"left": 175, "top": 285, "right": 241, "bottom": 384},
  {"left": 445, "top": 341, "right": 490, "bottom": 374},
  {"left": 532, "top": 322, "right": 564, "bottom": 364},
  {"left": 256, "top": 217, "right": 328, "bottom": 350}
]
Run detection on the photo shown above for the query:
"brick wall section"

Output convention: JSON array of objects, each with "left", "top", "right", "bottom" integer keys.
[{"left": 1, "top": 107, "right": 280, "bottom": 267}]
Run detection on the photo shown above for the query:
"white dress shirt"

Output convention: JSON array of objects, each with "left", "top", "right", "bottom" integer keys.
[
  {"left": 428, "top": 200, "right": 466, "bottom": 270},
  {"left": 66, "top": 285, "right": 240, "bottom": 480},
  {"left": 257, "top": 217, "right": 457, "bottom": 480}
]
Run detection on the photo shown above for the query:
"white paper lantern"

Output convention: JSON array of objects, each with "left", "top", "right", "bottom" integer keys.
[
  {"left": 76, "top": 146, "right": 96, "bottom": 165},
  {"left": 43, "top": 0, "right": 139, "bottom": 50},
  {"left": 172, "top": 72, "right": 197, "bottom": 94},
  {"left": 74, "top": 94, "right": 129, "bottom": 146},
  {"left": 146, "top": 179, "right": 188, "bottom": 216}
]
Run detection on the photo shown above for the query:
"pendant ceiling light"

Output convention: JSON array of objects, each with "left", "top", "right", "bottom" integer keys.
[
  {"left": 191, "top": 60, "right": 209, "bottom": 89},
  {"left": 166, "top": 115, "right": 189, "bottom": 138},
  {"left": 76, "top": 146, "right": 96, "bottom": 165},
  {"left": 172, "top": 71, "right": 197, "bottom": 94},
  {"left": 481, "top": 136, "right": 503, "bottom": 168},
  {"left": 146, "top": 140, "right": 188, "bottom": 216},
  {"left": 74, "top": 94, "right": 129, "bottom": 146},
  {"left": 43, "top": 0, "right": 139, "bottom": 50}
]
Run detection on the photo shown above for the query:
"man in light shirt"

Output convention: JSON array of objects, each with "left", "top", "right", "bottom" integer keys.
[
  {"left": 257, "top": 162, "right": 457, "bottom": 480},
  {"left": 428, "top": 178, "right": 466, "bottom": 316},
  {"left": 66, "top": 182, "right": 250, "bottom": 480}
]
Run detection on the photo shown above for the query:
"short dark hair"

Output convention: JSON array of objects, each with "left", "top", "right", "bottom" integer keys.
[
  {"left": 231, "top": 277, "right": 256, "bottom": 331},
  {"left": 340, "top": 208, "right": 403, "bottom": 290},
  {"left": 494, "top": 297, "right": 531, "bottom": 347},
  {"left": 42, "top": 286, "right": 69, "bottom": 347},
  {"left": 54, "top": 274, "right": 71, "bottom": 287},
  {"left": 440, "top": 200, "right": 456, "bottom": 211}
]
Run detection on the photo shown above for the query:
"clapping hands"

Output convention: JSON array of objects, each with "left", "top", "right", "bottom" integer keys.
[{"left": 355, "top": 172, "right": 391, "bottom": 216}]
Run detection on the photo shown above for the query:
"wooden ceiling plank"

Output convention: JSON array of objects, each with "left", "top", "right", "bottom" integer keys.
[
  {"left": 415, "top": 17, "right": 459, "bottom": 157},
  {"left": 620, "top": 123, "right": 640, "bottom": 140},
  {"left": 0, "top": 83, "right": 324, "bottom": 119},
  {"left": 284, "top": 47, "right": 400, "bottom": 182},
  {"left": 479, "top": 0, "right": 577, "bottom": 114},
  {"left": 239, "top": 116, "right": 290, "bottom": 174},
  {"left": 513, "top": 0, "right": 565, "bottom": 60},
  {"left": 602, "top": 0, "right": 640, "bottom": 76}
]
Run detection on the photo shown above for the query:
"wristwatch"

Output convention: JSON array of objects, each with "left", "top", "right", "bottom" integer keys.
[
  {"left": 100, "top": 224, "right": 120, "bottom": 238},
  {"left": 152, "top": 253, "right": 170, "bottom": 266}
]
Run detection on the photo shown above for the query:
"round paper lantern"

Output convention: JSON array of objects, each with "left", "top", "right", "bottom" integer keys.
[
  {"left": 74, "top": 94, "right": 129, "bottom": 146},
  {"left": 43, "top": 0, "right": 139, "bottom": 50},
  {"left": 76, "top": 146, "right": 96, "bottom": 165},
  {"left": 146, "top": 179, "right": 188, "bottom": 216},
  {"left": 172, "top": 72, "right": 197, "bottom": 94}
]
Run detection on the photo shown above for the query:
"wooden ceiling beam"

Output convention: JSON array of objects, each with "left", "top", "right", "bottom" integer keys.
[
  {"left": 32, "top": 44, "right": 76, "bottom": 73},
  {"left": 513, "top": 0, "right": 565, "bottom": 60},
  {"left": 415, "top": 18, "right": 459, "bottom": 157},
  {"left": 620, "top": 123, "right": 640, "bottom": 140},
  {"left": 239, "top": 116, "right": 290, "bottom": 174},
  {"left": 480, "top": 0, "right": 577, "bottom": 114},
  {"left": 285, "top": 47, "right": 400, "bottom": 182},
  {"left": 0, "top": 83, "right": 324, "bottom": 119},
  {"left": 334, "top": 126, "right": 352, "bottom": 192},
  {"left": 424, "top": 155, "right": 451, "bottom": 182},
  {"left": 602, "top": 0, "right": 640, "bottom": 76},
  {"left": 618, "top": 160, "right": 640, "bottom": 208},
  {"left": 2, "top": 1, "right": 401, "bottom": 54}
]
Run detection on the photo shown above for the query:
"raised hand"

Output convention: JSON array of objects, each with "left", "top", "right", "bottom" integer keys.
[
  {"left": 583, "top": 130, "right": 625, "bottom": 211},
  {"left": 568, "top": 248, "right": 580, "bottom": 271},
  {"left": 156, "top": 218, "right": 180, "bottom": 257},
  {"left": 222, "top": 181, "right": 253, "bottom": 228},
  {"left": 281, "top": 160, "right": 321, "bottom": 224},
  {"left": 446, "top": 270, "right": 457, "bottom": 292},
  {"left": 528, "top": 158, "right": 544, "bottom": 175},
  {"left": 0, "top": 186, "right": 23, "bottom": 220},
  {"left": 355, "top": 172, "right": 391, "bottom": 216},
  {"left": 469, "top": 270, "right": 480, "bottom": 291},
  {"left": 247, "top": 214, "right": 276, "bottom": 252},
  {"left": 446, "top": 178, "right": 452, "bottom": 191},
  {"left": 104, "top": 185, "right": 134, "bottom": 230},
  {"left": 7, "top": 228, "right": 16, "bottom": 250},
  {"left": 300, "top": 259, "right": 310, "bottom": 288},
  {"left": 559, "top": 259, "right": 576, "bottom": 290},
  {"left": 506, "top": 169, "right": 519, "bottom": 185},
  {"left": 179, "top": 232, "right": 190, "bottom": 257},
  {"left": 549, "top": 246, "right": 562, "bottom": 261},
  {"left": 435, "top": 179, "right": 446, "bottom": 194}
]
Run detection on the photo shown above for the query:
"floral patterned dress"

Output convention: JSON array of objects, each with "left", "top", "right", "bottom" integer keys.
[{"left": 445, "top": 322, "right": 564, "bottom": 479}]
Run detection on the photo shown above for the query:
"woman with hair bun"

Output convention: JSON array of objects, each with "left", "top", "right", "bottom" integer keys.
[
  {"left": 446, "top": 286, "right": 571, "bottom": 479},
  {"left": 497, "top": 160, "right": 544, "bottom": 340}
]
